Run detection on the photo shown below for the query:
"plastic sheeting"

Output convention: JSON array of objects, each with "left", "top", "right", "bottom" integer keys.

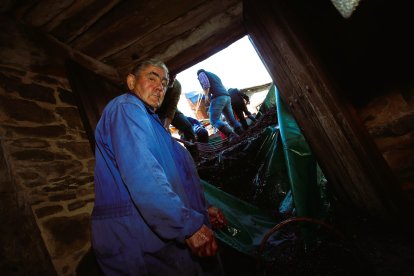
[
  {"left": 275, "top": 85, "right": 325, "bottom": 220},
  {"left": 203, "top": 179, "right": 278, "bottom": 256},
  {"left": 200, "top": 84, "right": 329, "bottom": 257},
  {"left": 256, "top": 84, "right": 277, "bottom": 120},
  {"left": 199, "top": 126, "right": 290, "bottom": 213}
]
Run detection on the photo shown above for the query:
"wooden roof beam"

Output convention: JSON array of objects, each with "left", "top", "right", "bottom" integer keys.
[{"left": 244, "top": 0, "right": 402, "bottom": 220}]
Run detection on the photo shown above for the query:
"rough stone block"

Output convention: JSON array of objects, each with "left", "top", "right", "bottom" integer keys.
[
  {"left": 56, "top": 107, "right": 84, "bottom": 130},
  {"left": 49, "top": 193, "right": 76, "bottom": 202},
  {"left": 33, "top": 74, "right": 59, "bottom": 85},
  {"left": 11, "top": 149, "right": 71, "bottom": 162},
  {"left": 0, "top": 95, "right": 56, "bottom": 123},
  {"left": 57, "top": 87, "right": 76, "bottom": 106},
  {"left": 35, "top": 205, "right": 64, "bottom": 219},
  {"left": 68, "top": 200, "right": 86, "bottom": 211},
  {"left": 10, "top": 138, "right": 49, "bottom": 148},
  {"left": 16, "top": 170, "right": 39, "bottom": 180},
  {"left": 0, "top": 66, "right": 26, "bottom": 77},
  {"left": 87, "top": 159, "right": 95, "bottom": 173},
  {"left": 78, "top": 175, "right": 94, "bottom": 186},
  {"left": 0, "top": 73, "right": 56, "bottom": 103},
  {"left": 57, "top": 141, "right": 92, "bottom": 159},
  {"left": 32, "top": 160, "right": 83, "bottom": 180},
  {"left": 4, "top": 125, "right": 66, "bottom": 138},
  {"left": 42, "top": 213, "right": 90, "bottom": 258}
]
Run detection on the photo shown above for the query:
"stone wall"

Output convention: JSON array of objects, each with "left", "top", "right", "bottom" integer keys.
[
  {"left": 358, "top": 84, "right": 414, "bottom": 204},
  {"left": 0, "top": 64, "right": 94, "bottom": 276},
  {"left": 0, "top": 16, "right": 119, "bottom": 275}
]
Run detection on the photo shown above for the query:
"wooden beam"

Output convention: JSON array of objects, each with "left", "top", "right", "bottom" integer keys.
[
  {"left": 244, "top": 0, "right": 402, "bottom": 219},
  {"left": 22, "top": 0, "right": 74, "bottom": 27},
  {"left": 165, "top": 19, "right": 245, "bottom": 75},
  {"left": 44, "top": 0, "right": 121, "bottom": 44},
  {"left": 69, "top": 0, "right": 207, "bottom": 60},
  {"left": 104, "top": 0, "right": 242, "bottom": 72},
  {"left": 44, "top": 32, "right": 121, "bottom": 84},
  {"left": 116, "top": 1, "right": 244, "bottom": 77},
  {"left": 65, "top": 60, "right": 123, "bottom": 152}
]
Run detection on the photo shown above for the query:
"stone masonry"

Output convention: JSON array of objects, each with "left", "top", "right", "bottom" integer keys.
[
  {"left": 0, "top": 16, "right": 120, "bottom": 276},
  {"left": 358, "top": 85, "right": 414, "bottom": 203},
  {"left": 0, "top": 66, "right": 95, "bottom": 275}
]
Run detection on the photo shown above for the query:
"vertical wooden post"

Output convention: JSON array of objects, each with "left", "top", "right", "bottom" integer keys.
[
  {"left": 243, "top": 0, "right": 401, "bottom": 219},
  {"left": 66, "top": 60, "right": 123, "bottom": 152}
]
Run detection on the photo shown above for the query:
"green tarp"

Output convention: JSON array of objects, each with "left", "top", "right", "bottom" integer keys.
[
  {"left": 275, "top": 86, "right": 325, "bottom": 219},
  {"left": 201, "top": 84, "right": 328, "bottom": 257},
  {"left": 202, "top": 179, "right": 278, "bottom": 256}
]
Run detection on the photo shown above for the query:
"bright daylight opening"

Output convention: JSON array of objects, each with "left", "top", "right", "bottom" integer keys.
[
  {"left": 173, "top": 35, "right": 273, "bottom": 137},
  {"left": 176, "top": 35, "right": 272, "bottom": 119}
]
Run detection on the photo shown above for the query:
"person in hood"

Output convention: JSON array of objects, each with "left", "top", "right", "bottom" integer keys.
[{"left": 197, "top": 69, "right": 243, "bottom": 143}]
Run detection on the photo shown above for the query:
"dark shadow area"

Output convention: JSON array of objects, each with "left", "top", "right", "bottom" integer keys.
[{"left": 76, "top": 248, "right": 103, "bottom": 276}]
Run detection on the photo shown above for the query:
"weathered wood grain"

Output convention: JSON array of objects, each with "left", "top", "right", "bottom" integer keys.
[
  {"left": 244, "top": 0, "right": 401, "bottom": 219},
  {"left": 45, "top": 0, "right": 121, "bottom": 44},
  {"left": 104, "top": 0, "right": 241, "bottom": 69},
  {"left": 23, "top": 0, "right": 74, "bottom": 27},
  {"left": 115, "top": 1, "right": 244, "bottom": 77},
  {"left": 165, "top": 17, "right": 245, "bottom": 75},
  {"left": 69, "top": 0, "right": 208, "bottom": 60}
]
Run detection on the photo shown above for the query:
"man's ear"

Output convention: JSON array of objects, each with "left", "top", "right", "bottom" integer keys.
[{"left": 126, "top": 74, "right": 136, "bottom": 90}]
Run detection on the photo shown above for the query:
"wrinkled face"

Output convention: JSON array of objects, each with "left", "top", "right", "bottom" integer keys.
[{"left": 127, "top": 65, "right": 168, "bottom": 109}]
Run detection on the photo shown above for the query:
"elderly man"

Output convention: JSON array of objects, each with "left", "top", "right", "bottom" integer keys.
[{"left": 91, "top": 59, "right": 226, "bottom": 275}]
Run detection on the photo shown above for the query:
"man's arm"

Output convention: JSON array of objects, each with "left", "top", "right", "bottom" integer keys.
[
  {"left": 162, "top": 80, "right": 182, "bottom": 129},
  {"left": 239, "top": 91, "right": 250, "bottom": 104},
  {"left": 185, "top": 224, "right": 218, "bottom": 257},
  {"left": 207, "top": 206, "right": 227, "bottom": 229},
  {"left": 198, "top": 72, "right": 210, "bottom": 101}
]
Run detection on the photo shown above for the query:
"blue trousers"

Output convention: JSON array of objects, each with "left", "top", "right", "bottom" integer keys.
[{"left": 209, "top": 96, "right": 241, "bottom": 130}]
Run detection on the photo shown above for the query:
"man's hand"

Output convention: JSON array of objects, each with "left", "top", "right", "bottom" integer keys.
[
  {"left": 204, "top": 89, "right": 210, "bottom": 103},
  {"left": 185, "top": 224, "right": 218, "bottom": 257},
  {"left": 162, "top": 117, "right": 173, "bottom": 130},
  {"left": 208, "top": 206, "right": 227, "bottom": 229}
]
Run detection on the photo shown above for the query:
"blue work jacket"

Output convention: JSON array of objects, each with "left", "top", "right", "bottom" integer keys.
[{"left": 91, "top": 93, "right": 220, "bottom": 275}]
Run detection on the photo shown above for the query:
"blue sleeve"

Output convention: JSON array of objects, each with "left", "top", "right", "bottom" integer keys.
[
  {"left": 187, "top": 117, "right": 201, "bottom": 127},
  {"left": 107, "top": 102, "right": 204, "bottom": 242},
  {"left": 198, "top": 72, "right": 210, "bottom": 90}
]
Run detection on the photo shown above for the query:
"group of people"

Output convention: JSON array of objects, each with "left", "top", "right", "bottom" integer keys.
[
  {"left": 156, "top": 67, "right": 256, "bottom": 146},
  {"left": 91, "top": 59, "right": 256, "bottom": 275},
  {"left": 196, "top": 69, "right": 256, "bottom": 142}
]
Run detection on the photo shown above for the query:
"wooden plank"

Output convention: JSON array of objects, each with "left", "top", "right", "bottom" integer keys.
[
  {"left": 0, "top": 14, "right": 120, "bottom": 84},
  {"left": 115, "top": 2, "right": 244, "bottom": 77},
  {"left": 244, "top": 0, "right": 401, "bottom": 219},
  {"left": 103, "top": 0, "right": 241, "bottom": 67},
  {"left": 44, "top": 0, "right": 121, "bottom": 44},
  {"left": 10, "top": 0, "right": 38, "bottom": 20},
  {"left": 165, "top": 19, "right": 245, "bottom": 75},
  {"left": 22, "top": 0, "right": 74, "bottom": 27},
  {"left": 69, "top": 0, "right": 207, "bottom": 60},
  {"left": 65, "top": 60, "right": 123, "bottom": 151}
]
